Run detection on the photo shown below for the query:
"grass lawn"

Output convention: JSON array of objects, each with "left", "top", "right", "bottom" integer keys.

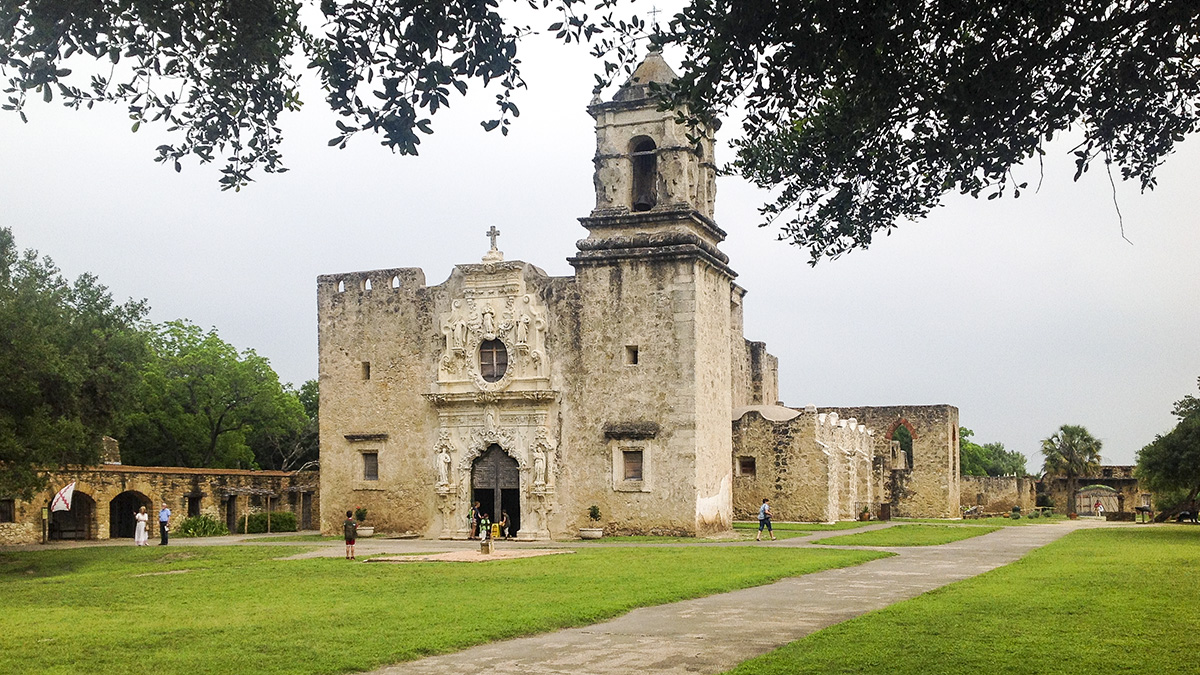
[
  {"left": 812, "top": 524, "right": 1000, "bottom": 547},
  {"left": 725, "top": 527, "right": 1200, "bottom": 674},
  {"left": 0, "top": 544, "right": 887, "bottom": 675}
]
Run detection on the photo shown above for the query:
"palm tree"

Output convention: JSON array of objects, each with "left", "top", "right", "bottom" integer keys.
[{"left": 1042, "top": 425, "right": 1103, "bottom": 515}]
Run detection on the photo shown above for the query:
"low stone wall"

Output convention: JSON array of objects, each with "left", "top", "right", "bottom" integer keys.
[
  {"left": 960, "top": 475, "right": 1036, "bottom": 513},
  {"left": 0, "top": 466, "right": 319, "bottom": 546}
]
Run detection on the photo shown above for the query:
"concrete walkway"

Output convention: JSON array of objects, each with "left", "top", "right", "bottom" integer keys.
[{"left": 370, "top": 520, "right": 1107, "bottom": 675}]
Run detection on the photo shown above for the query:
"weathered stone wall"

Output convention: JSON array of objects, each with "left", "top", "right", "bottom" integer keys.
[
  {"left": 732, "top": 408, "right": 835, "bottom": 522},
  {"left": 820, "top": 405, "right": 960, "bottom": 518},
  {"left": 317, "top": 266, "right": 437, "bottom": 537},
  {"left": 1043, "top": 466, "right": 1147, "bottom": 515},
  {"left": 960, "top": 475, "right": 1037, "bottom": 512},
  {"left": 747, "top": 341, "right": 779, "bottom": 406},
  {"left": 0, "top": 466, "right": 318, "bottom": 546}
]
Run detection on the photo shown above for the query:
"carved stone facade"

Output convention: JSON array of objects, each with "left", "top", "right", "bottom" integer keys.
[{"left": 316, "top": 50, "right": 961, "bottom": 538}]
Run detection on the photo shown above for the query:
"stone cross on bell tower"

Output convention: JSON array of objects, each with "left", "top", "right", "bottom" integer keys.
[{"left": 482, "top": 225, "right": 504, "bottom": 263}]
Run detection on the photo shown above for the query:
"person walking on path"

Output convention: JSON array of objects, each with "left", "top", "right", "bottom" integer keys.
[
  {"left": 134, "top": 506, "right": 149, "bottom": 546},
  {"left": 158, "top": 503, "right": 171, "bottom": 545},
  {"left": 757, "top": 498, "right": 776, "bottom": 541},
  {"left": 344, "top": 510, "right": 358, "bottom": 560}
]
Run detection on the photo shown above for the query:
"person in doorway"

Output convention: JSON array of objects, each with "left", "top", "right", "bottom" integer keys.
[
  {"left": 479, "top": 513, "right": 492, "bottom": 541},
  {"left": 158, "top": 502, "right": 171, "bottom": 545},
  {"left": 499, "top": 510, "right": 510, "bottom": 539},
  {"left": 469, "top": 501, "right": 482, "bottom": 539},
  {"left": 343, "top": 510, "right": 358, "bottom": 560},
  {"left": 757, "top": 498, "right": 776, "bottom": 541},
  {"left": 134, "top": 506, "right": 149, "bottom": 546},
  {"left": 1095, "top": 500, "right": 1105, "bottom": 517}
]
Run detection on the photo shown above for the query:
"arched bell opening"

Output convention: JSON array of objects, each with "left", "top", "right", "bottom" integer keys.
[{"left": 630, "top": 136, "right": 658, "bottom": 212}]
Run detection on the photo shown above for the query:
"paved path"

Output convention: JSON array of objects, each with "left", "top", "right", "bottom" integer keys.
[{"left": 370, "top": 520, "right": 1107, "bottom": 675}]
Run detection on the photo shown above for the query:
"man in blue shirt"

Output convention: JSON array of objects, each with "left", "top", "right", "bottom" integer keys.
[{"left": 158, "top": 503, "right": 171, "bottom": 546}]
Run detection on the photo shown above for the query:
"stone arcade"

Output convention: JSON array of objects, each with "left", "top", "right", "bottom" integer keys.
[{"left": 316, "top": 51, "right": 961, "bottom": 540}]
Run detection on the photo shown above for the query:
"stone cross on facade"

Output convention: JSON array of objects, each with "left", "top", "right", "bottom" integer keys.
[{"left": 482, "top": 225, "right": 504, "bottom": 263}]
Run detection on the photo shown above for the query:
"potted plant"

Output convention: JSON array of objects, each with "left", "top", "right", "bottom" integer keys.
[
  {"left": 354, "top": 507, "right": 374, "bottom": 537},
  {"left": 579, "top": 505, "right": 604, "bottom": 539},
  {"left": 858, "top": 506, "right": 871, "bottom": 522}
]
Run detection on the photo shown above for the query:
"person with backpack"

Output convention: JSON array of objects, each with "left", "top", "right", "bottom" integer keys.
[{"left": 343, "top": 510, "right": 358, "bottom": 560}]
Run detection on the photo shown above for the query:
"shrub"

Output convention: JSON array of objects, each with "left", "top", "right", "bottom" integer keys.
[
  {"left": 176, "top": 515, "right": 230, "bottom": 538},
  {"left": 235, "top": 511, "right": 298, "bottom": 534},
  {"left": 1035, "top": 493, "right": 1054, "bottom": 508},
  {"left": 1029, "top": 511, "right": 1040, "bottom": 519},
  {"left": 354, "top": 507, "right": 367, "bottom": 523}
]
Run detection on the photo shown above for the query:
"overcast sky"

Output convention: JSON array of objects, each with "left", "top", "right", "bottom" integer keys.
[{"left": 2, "top": 28, "right": 1197, "bottom": 470}]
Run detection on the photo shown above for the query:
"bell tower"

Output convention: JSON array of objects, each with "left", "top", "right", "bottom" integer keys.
[
  {"left": 576, "top": 47, "right": 725, "bottom": 268},
  {"left": 567, "top": 49, "right": 735, "bottom": 536}
]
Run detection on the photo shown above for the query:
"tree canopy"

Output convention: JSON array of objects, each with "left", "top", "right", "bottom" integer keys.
[
  {"left": 959, "top": 427, "right": 1026, "bottom": 477},
  {"left": 119, "top": 321, "right": 309, "bottom": 470},
  {"left": 4, "top": 1, "right": 1196, "bottom": 260},
  {"left": 0, "top": 228, "right": 149, "bottom": 499},
  {"left": 1136, "top": 378, "right": 1200, "bottom": 512}
]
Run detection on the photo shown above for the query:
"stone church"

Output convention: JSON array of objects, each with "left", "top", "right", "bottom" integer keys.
[{"left": 317, "top": 51, "right": 960, "bottom": 540}]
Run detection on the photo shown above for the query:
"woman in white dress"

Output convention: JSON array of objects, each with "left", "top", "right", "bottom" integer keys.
[{"left": 134, "top": 506, "right": 149, "bottom": 546}]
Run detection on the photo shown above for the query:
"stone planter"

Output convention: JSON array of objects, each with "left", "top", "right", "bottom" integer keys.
[
  {"left": 579, "top": 527, "right": 604, "bottom": 540},
  {"left": 357, "top": 525, "right": 375, "bottom": 537}
]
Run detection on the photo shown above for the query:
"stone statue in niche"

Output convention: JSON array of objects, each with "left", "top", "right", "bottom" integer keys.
[
  {"left": 532, "top": 447, "right": 547, "bottom": 486},
  {"left": 481, "top": 307, "right": 496, "bottom": 339},
  {"left": 452, "top": 320, "right": 467, "bottom": 351},
  {"left": 516, "top": 315, "right": 530, "bottom": 345}
]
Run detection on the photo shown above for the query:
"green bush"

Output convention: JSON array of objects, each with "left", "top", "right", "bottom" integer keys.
[
  {"left": 176, "top": 515, "right": 230, "bottom": 538},
  {"left": 1035, "top": 493, "right": 1054, "bottom": 508},
  {"left": 235, "top": 511, "right": 298, "bottom": 534},
  {"left": 1029, "top": 511, "right": 1040, "bottom": 519}
]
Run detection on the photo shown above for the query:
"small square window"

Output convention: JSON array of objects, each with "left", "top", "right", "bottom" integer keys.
[
  {"left": 361, "top": 361, "right": 371, "bottom": 380},
  {"left": 737, "top": 456, "right": 756, "bottom": 477},
  {"left": 0, "top": 499, "right": 14, "bottom": 523},
  {"left": 625, "top": 345, "right": 639, "bottom": 365},
  {"left": 623, "top": 450, "right": 643, "bottom": 481},
  {"left": 363, "top": 452, "right": 379, "bottom": 481}
]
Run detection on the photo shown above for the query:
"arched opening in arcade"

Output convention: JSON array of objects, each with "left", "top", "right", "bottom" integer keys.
[
  {"left": 109, "top": 490, "right": 152, "bottom": 538},
  {"left": 471, "top": 444, "right": 521, "bottom": 537},
  {"left": 48, "top": 491, "right": 97, "bottom": 540}
]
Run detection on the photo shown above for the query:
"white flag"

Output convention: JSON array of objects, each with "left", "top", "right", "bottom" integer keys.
[{"left": 50, "top": 482, "right": 76, "bottom": 512}]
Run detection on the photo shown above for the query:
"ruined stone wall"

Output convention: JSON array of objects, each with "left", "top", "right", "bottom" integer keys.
[
  {"left": 1043, "top": 466, "right": 1147, "bottom": 515},
  {"left": 820, "top": 405, "right": 960, "bottom": 518},
  {"left": 748, "top": 341, "right": 779, "bottom": 406},
  {"left": 0, "top": 466, "right": 318, "bottom": 546},
  {"left": 732, "top": 409, "right": 835, "bottom": 522},
  {"left": 730, "top": 287, "right": 751, "bottom": 408},
  {"left": 960, "top": 475, "right": 1036, "bottom": 512}
]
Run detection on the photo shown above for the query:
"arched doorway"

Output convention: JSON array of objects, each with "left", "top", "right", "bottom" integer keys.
[
  {"left": 110, "top": 491, "right": 152, "bottom": 538},
  {"left": 49, "top": 492, "right": 97, "bottom": 540},
  {"left": 472, "top": 444, "right": 521, "bottom": 536}
]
